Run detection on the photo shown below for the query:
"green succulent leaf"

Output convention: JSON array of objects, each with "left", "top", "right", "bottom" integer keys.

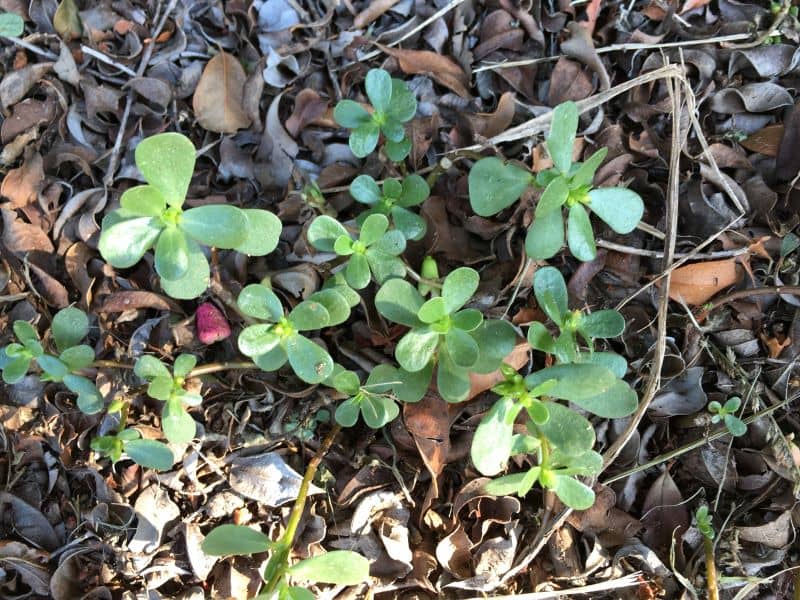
[
  {"left": 472, "top": 396, "right": 522, "bottom": 476},
  {"left": 125, "top": 439, "right": 174, "bottom": 471},
  {"left": 588, "top": 187, "right": 644, "bottom": 234},
  {"left": 162, "top": 399, "right": 196, "bottom": 444},
  {"left": 238, "top": 325, "right": 282, "bottom": 359},
  {"left": 286, "top": 334, "right": 333, "bottom": 383},
  {"left": 350, "top": 122, "right": 380, "bottom": 158},
  {"left": 571, "top": 147, "right": 608, "bottom": 188},
  {"left": 159, "top": 237, "right": 210, "bottom": 299},
  {"left": 452, "top": 308, "right": 483, "bottom": 332},
  {"left": 235, "top": 209, "right": 282, "bottom": 256},
  {"left": 446, "top": 328, "right": 479, "bottom": 368},
  {"left": 468, "top": 157, "right": 533, "bottom": 217},
  {"left": 525, "top": 363, "right": 617, "bottom": 402},
  {"left": 345, "top": 252, "right": 371, "bottom": 289},
  {"left": 376, "top": 363, "right": 431, "bottom": 403},
  {"left": 134, "top": 355, "right": 170, "bottom": 380},
  {"left": 202, "top": 525, "right": 273, "bottom": 556},
  {"left": 375, "top": 279, "right": 425, "bottom": 327},
  {"left": 567, "top": 204, "right": 596, "bottom": 261},
  {"left": 147, "top": 376, "right": 174, "bottom": 401},
  {"left": 60, "top": 345, "right": 94, "bottom": 371},
  {"left": 384, "top": 137, "right": 411, "bottom": 162},
  {"left": 0, "top": 12, "right": 25, "bottom": 37},
  {"left": 526, "top": 206, "right": 563, "bottom": 260},
  {"left": 527, "top": 321, "right": 556, "bottom": 354},
  {"left": 575, "top": 351, "right": 627, "bottom": 378},
  {"left": 2, "top": 356, "right": 31, "bottom": 384},
  {"left": 437, "top": 347, "right": 470, "bottom": 403},
  {"left": 287, "top": 551, "right": 370, "bottom": 586},
  {"left": 13, "top": 321, "right": 38, "bottom": 347},
  {"left": 370, "top": 229, "right": 405, "bottom": 255},
  {"left": 553, "top": 474, "right": 595, "bottom": 510},
  {"left": 135, "top": 132, "right": 196, "bottom": 207},
  {"left": 546, "top": 101, "right": 579, "bottom": 174},
  {"left": 173, "top": 354, "right": 196, "bottom": 378},
  {"left": 237, "top": 284, "right": 283, "bottom": 321},
  {"left": 575, "top": 377, "right": 638, "bottom": 418},
  {"left": 442, "top": 267, "right": 479, "bottom": 313},
  {"left": 98, "top": 214, "right": 163, "bottom": 268},
  {"left": 578, "top": 310, "right": 625, "bottom": 339},
  {"left": 308, "top": 289, "right": 351, "bottom": 326},
  {"left": 533, "top": 266, "right": 568, "bottom": 326},
  {"left": 365, "top": 68, "right": 392, "bottom": 113},
  {"left": 307, "top": 215, "right": 350, "bottom": 252},
  {"left": 391, "top": 207, "right": 426, "bottom": 241},
  {"left": 51, "top": 307, "right": 89, "bottom": 353},
  {"left": 180, "top": 205, "right": 248, "bottom": 249},
  {"left": 723, "top": 397, "right": 742, "bottom": 413},
  {"left": 485, "top": 470, "right": 540, "bottom": 497},
  {"left": 335, "top": 398, "right": 360, "bottom": 427},
  {"left": 399, "top": 174, "right": 429, "bottom": 207},
  {"left": 386, "top": 79, "right": 417, "bottom": 122},
  {"left": 360, "top": 394, "right": 399, "bottom": 429},
  {"left": 63, "top": 374, "right": 104, "bottom": 414},
  {"left": 396, "top": 328, "right": 439, "bottom": 372},
  {"left": 536, "top": 401, "right": 595, "bottom": 457},
  {"left": 120, "top": 185, "right": 167, "bottom": 217},
  {"left": 418, "top": 296, "right": 448, "bottom": 324},
  {"left": 359, "top": 214, "right": 389, "bottom": 246},
  {"left": 37, "top": 355, "right": 69, "bottom": 380},
  {"left": 289, "top": 300, "right": 330, "bottom": 331},
  {"left": 724, "top": 414, "right": 747, "bottom": 437},
  {"left": 350, "top": 175, "right": 381, "bottom": 205},
  {"left": 155, "top": 226, "right": 190, "bottom": 281},
  {"left": 535, "top": 176, "right": 570, "bottom": 216},
  {"left": 333, "top": 100, "right": 371, "bottom": 128},
  {"left": 253, "top": 344, "right": 289, "bottom": 372},
  {"left": 380, "top": 119, "right": 406, "bottom": 143},
  {"left": 471, "top": 319, "right": 518, "bottom": 374}
]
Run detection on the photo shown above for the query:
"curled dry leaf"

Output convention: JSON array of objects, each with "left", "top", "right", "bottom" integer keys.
[
  {"left": 192, "top": 52, "right": 251, "bottom": 133},
  {"left": 663, "top": 258, "right": 743, "bottom": 306},
  {"left": 468, "top": 91, "right": 516, "bottom": 139},
  {"left": 0, "top": 151, "right": 44, "bottom": 209},
  {"left": 376, "top": 44, "right": 471, "bottom": 98},
  {"left": 285, "top": 88, "right": 328, "bottom": 138},
  {"left": 228, "top": 452, "right": 323, "bottom": 507}
]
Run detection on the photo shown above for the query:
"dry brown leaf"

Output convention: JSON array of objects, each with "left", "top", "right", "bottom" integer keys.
[
  {"left": 285, "top": 88, "right": 328, "bottom": 138},
  {"left": 0, "top": 151, "right": 43, "bottom": 209},
  {"left": 741, "top": 124, "right": 784, "bottom": 157},
  {"left": 192, "top": 52, "right": 251, "bottom": 133},
  {"left": 376, "top": 44, "right": 471, "bottom": 98},
  {"left": 664, "top": 259, "right": 743, "bottom": 306},
  {"left": 680, "top": 0, "right": 712, "bottom": 12},
  {"left": 468, "top": 91, "right": 515, "bottom": 139}
]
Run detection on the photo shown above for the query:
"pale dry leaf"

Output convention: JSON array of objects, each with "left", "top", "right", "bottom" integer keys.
[
  {"left": 192, "top": 52, "right": 251, "bottom": 133},
  {"left": 664, "top": 259, "right": 743, "bottom": 306},
  {"left": 228, "top": 452, "right": 323, "bottom": 507}
]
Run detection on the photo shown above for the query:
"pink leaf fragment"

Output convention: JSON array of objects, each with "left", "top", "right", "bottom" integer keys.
[{"left": 196, "top": 302, "right": 231, "bottom": 344}]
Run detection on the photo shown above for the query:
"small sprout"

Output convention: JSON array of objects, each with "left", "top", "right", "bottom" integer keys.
[
  {"left": 195, "top": 302, "right": 231, "bottom": 345},
  {"left": 236, "top": 283, "right": 353, "bottom": 384},
  {"left": 330, "top": 364, "right": 400, "bottom": 429},
  {"left": 134, "top": 354, "right": 202, "bottom": 444},
  {"left": 307, "top": 214, "right": 406, "bottom": 289},
  {"left": 350, "top": 174, "right": 429, "bottom": 241},
  {"left": 98, "top": 133, "right": 282, "bottom": 299},
  {"left": 468, "top": 101, "right": 645, "bottom": 262},
  {"left": 696, "top": 505, "right": 715, "bottom": 540},
  {"left": 0, "top": 308, "right": 102, "bottom": 414},
  {"left": 418, "top": 255, "right": 440, "bottom": 297},
  {"left": 375, "top": 267, "right": 516, "bottom": 403},
  {"left": 708, "top": 396, "right": 747, "bottom": 437},
  {"left": 333, "top": 68, "right": 416, "bottom": 160}
]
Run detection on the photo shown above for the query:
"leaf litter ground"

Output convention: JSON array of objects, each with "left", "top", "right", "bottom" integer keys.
[{"left": 1, "top": 0, "right": 800, "bottom": 598}]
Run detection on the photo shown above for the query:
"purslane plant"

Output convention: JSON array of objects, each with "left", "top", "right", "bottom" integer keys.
[
  {"left": 91, "top": 428, "right": 174, "bottom": 471},
  {"left": 333, "top": 68, "right": 416, "bottom": 161},
  {"left": 307, "top": 214, "right": 406, "bottom": 289},
  {"left": 375, "top": 267, "right": 516, "bottom": 403},
  {"left": 236, "top": 283, "right": 353, "bottom": 384},
  {"left": 708, "top": 396, "right": 747, "bottom": 437},
  {"left": 350, "top": 174, "right": 429, "bottom": 241},
  {"left": 468, "top": 101, "right": 645, "bottom": 261},
  {"left": 0, "top": 307, "right": 103, "bottom": 413},
  {"left": 134, "top": 353, "right": 202, "bottom": 444},
  {"left": 327, "top": 364, "right": 401, "bottom": 429},
  {"left": 98, "top": 133, "right": 282, "bottom": 299}
]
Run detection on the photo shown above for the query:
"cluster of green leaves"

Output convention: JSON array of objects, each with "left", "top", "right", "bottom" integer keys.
[
  {"left": 468, "top": 101, "right": 645, "bottom": 261},
  {"left": 375, "top": 267, "right": 516, "bottom": 403},
  {"left": 133, "top": 354, "right": 202, "bottom": 444},
  {"left": 98, "top": 133, "right": 281, "bottom": 299},
  {"left": 327, "top": 364, "right": 400, "bottom": 429},
  {"left": 350, "top": 174, "right": 429, "bottom": 241},
  {"left": 90, "top": 428, "right": 174, "bottom": 471},
  {"left": 0, "top": 11, "right": 24, "bottom": 36},
  {"left": 202, "top": 525, "right": 369, "bottom": 599},
  {"left": 0, "top": 308, "right": 103, "bottom": 414},
  {"left": 307, "top": 214, "right": 406, "bottom": 289},
  {"left": 470, "top": 268, "right": 637, "bottom": 509},
  {"left": 708, "top": 396, "right": 747, "bottom": 437},
  {"left": 236, "top": 283, "right": 356, "bottom": 384},
  {"left": 333, "top": 68, "right": 416, "bottom": 161}
]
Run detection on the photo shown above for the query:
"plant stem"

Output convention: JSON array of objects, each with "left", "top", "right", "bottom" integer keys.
[
  {"left": 404, "top": 265, "right": 443, "bottom": 289},
  {"left": 187, "top": 361, "right": 255, "bottom": 377},
  {"left": 91, "top": 360, "right": 135, "bottom": 370},
  {"left": 263, "top": 424, "right": 342, "bottom": 594},
  {"left": 704, "top": 534, "right": 720, "bottom": 600}
]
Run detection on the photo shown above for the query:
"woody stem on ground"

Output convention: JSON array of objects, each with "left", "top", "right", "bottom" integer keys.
[
  {"left": 704, "top": 534, "right": 720, "bottom": 600},
  {"left": 263, "top": 423, "right": 342, "bottom": 594}
]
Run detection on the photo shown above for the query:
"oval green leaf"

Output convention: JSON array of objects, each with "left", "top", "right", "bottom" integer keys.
[
  {"left": 468, "top": 157, "right": 533, "bottom": 217},
  {"left": 135, "top": 132, "right": 196, "bottom": 207},
  {"left": 180, "top": 205, "right": 248, "bottom": 249}
]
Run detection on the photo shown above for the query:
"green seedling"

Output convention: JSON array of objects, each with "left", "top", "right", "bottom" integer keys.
[
  {"left": 202, "top": 525, "right": 369, "bottom": 599},
  {"left": 375, "top": 267, "right": 516, "bottom": 403},
  {"left": 333, "top": 68, "right": 416, "bottom": 161},
  {"left": 91, "top": 428, "right": 174, "bottom": 471},
  {"left": 134, "top": 354, "right": 201, "bottom": 444},
  {"left": 696, "top": 504, "right": 715, "bottom": 540},
  {"left": 468, "top": 101, "right": 645, "bottom": 261},
  {"left": 328, "top": 364, "right": 400, "bottom": 429},
  {"left": 349, "top": 174, "right": 429, "bottom": 241},
  {"left": 307, "top": 214, "right": 406, "bottom": 289},
  {"left": 98, "top": 133, "right": 282, "bottom": 299},
  {"left": 0, "top": 12, "right": 24, "bottom": 36},
  {"left": 708, "top": 397, "right": 747, "bottom": 437},
  {"left": 236, "top": 283, "right": 354, "bottom": 384},
  {"left": 0, "top": 308, "right": 103, "bottom": 414}
]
